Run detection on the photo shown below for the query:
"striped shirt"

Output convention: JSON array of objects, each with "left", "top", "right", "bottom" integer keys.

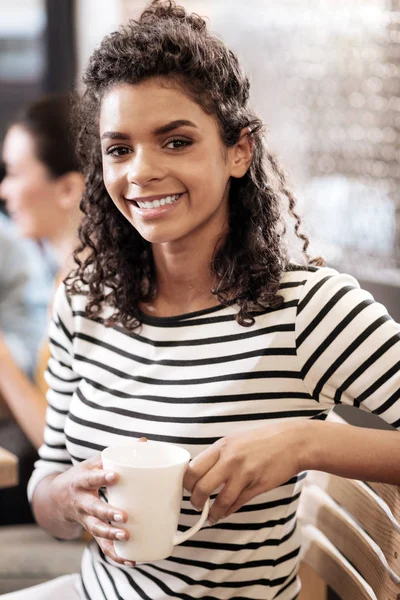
[{"left": 28, "top": 266, "right": 400, "bottom": 600}]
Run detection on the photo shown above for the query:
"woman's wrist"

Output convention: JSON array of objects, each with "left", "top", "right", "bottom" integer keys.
[
  {"left": 33, "top": 473, "right": 82, "bottom": 540},
  {"left": 294, "top": 419, "right": 322, "bottom": 473}
]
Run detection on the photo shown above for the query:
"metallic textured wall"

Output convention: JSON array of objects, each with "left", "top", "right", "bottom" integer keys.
[{"left": 123, "top": 0, "right": 400, "bottom": 280}]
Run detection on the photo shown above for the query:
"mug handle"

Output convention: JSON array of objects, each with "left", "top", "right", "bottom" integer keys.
[{"left": 172, "top": 498, "right": 211, "bottom": 546}]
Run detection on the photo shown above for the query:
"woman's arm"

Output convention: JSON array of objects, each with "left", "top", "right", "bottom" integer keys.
[
  {"left": 0, "top": 335, "right": 46, "bottom": 448},
  {"left": 184, "top": 418, "right": 400, "bottom": 525},
  {"left": 185, "top": 270, "right": 400, "bottom": 524}
]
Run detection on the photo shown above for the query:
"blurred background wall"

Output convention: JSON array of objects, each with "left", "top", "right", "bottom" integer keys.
[{"left": 1, "top": 0, "right": 399, "bottom": 318}]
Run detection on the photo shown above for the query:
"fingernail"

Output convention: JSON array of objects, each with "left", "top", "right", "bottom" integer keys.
[
  {"left": 113, "top": 513, "right": 123, "bottom": 522},
  {"left": 115, "top": 531, "right": 127, "bottom": 540},
  {"left": 206, "top": 518, "right": 216, "bottom": 526},
  {"left": 105, "top": 472, "right": 116, "bottom": 483},
  {"left": 124, "top": 561, "right": 135, "bottom": 567}
]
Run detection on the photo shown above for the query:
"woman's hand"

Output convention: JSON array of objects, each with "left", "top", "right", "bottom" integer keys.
[
  {"left": 49, "top": 454, "right": 133, "bottom": 567},
  {"left": 184, "top": 421, "right": 309, "bottom": 524}
]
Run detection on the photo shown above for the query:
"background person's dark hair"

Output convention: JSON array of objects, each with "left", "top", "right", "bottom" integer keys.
[
  {"left": 12, "top": 94, "right": 79, "bottom": 178},
  {"left": 68, "top": 0, "right": 323, "bottom": 330}
]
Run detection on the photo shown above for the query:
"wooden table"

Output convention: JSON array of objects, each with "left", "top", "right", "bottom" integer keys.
[{"left": 0, "top": 446, "right": 18, "bottom": 488}]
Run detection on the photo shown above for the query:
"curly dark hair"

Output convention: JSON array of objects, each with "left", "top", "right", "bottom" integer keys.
[{"left": 67, "top": 0, "right": 323, "bottom": 329}]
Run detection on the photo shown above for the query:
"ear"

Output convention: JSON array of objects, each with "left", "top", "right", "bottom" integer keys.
[
  {"left": 56, "top": 172, "right": 85, "bottom": 210},
  {"left": 229, "top": 127, "right": 253, "bottom": 179}
]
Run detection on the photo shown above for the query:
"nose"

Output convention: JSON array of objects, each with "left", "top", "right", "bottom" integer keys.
[{"left": 127, "top": 148, "right": 164, "bottom": 187}]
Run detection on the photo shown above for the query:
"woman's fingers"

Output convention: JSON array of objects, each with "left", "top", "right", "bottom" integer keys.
[
  {"left": 189, "top": 460, "right": 234, "bottom": 514},
  {"left": 79, "top": 468, "right": 118, "bottom": 490},
  {"left": 82, "top": 496, "right": 127, "bottom": 523},
  {"left": 224, "top": 487, "right": 261, "bottom": 519},
  {"left": 95, "top": 537, "right": 135, "bottom": 567},
  {"left": 85, "top": 515, "right": 129, "bottom": 541},
  {"left": 207, "top": 478, "right": 250, "bottom": 523},
  {"left": 184, "top": 446, "right": 220, "bottom": 494}
]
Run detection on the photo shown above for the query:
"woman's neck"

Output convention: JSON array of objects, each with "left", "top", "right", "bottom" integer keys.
[{"left": 144, "top": 231, "right": 226, "bottom": 317}]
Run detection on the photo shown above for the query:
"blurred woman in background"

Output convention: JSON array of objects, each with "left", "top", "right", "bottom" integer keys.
[{"left": 0, "top": 94, "right": 83, "bottom": 524}]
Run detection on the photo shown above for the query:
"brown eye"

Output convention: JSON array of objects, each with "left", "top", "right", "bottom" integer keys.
[
  {"left": 165, "top": 139, "right": 192, "bottom": 150},
  {"left": 105, "top": 145, "right": 131, "bottom": 157}
]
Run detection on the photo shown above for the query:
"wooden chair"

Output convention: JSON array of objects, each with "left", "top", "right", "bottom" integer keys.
[{"left": 298, "top": 410, "right": 400, "bottom": 600}]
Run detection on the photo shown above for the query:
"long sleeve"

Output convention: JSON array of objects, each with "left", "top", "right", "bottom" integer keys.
[
  {"left": 295, "top": 267, "right": 400, "bottom": 428},
  {"left": 28, "top": 283, "right": 81, "bottom": 500}
]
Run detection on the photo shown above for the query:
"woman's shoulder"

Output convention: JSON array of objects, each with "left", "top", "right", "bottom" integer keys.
[
  {"left": 280, "top": 263, "right": 339, "bottom": 287},
  {"left": 279, "top": 264, "right": 361, "bottom": 304}
]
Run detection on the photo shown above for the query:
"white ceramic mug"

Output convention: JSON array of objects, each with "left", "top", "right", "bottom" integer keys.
[{"left": 101, "top": 441, "right": 210, "bottom": 562}]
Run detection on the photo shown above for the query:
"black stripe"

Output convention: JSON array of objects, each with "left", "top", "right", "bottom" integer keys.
[
  {"left": 181, "top": 474, "right": 305, "bottom": 504},
  {"left": 350, "top": 334, "right": 400, "bottom": 407},
  {"left": 311, "top": 411, "right": 328, "bottom": 421},
  {"left": 302, "top": 299, "right": 372, "bottom": 379},
  {"left": 56, "top": 358, "right": 76, "bottom": 372},
  {"left": 47, "top": 364, "right": 81, "bottom": 383},
  {"left": 47, "top": 401, "right": 69, "bottom": 415},
  {"left": 48, "top": 387, "right": 74, "bottom": 396},
  {"left": 44, "top": 442, "right": 67, "bottom": 450},
  {"left": 70, "top": 453, "right": 88, "bottom": 463},
  {"left": 66, "top": 422, "right": 222, "bottom": 446},
  {"left": 90, "top": 554, "right": 108, "bottom": 600},
  {"left": 326, "top": 315, "right": 391, "bottom": 403},
  {"left": 80, "top": 377, "right": 311, "bottom": 404},
  {"left": 119, "top": 322, "right": 297, "bottom": 346},
  {"left": 297, "top": 275, "right": 332, "bottom": 314},
  {"left": 75, "top": 332, "right": 296, "bottom": 366},
  {"left": 49, "top": 336, "right": 70, "bottom": 356},
  {"left": 138, "top": 301, "right": 298, "bottom": 328},
  {"left": 168, "top": 525, "right": 297, "bottom": 572},
  {"left": 72, "top": 315, "right": 295, "bottom": 347},
  {"left": 56, "top": 314, "right": 73, "bottom": 343},
  {"left": 279, "top": 281, "right": 306, "bottom": 289},
  {"left": 180, "top": 492, "right": 301, "bottom": 516},
  {"left": 373, "top": 387, "right": 400, "bottom": 416},
  {"left": 76, "top": 389, "right": 320, "bottom": 425},
  {"left": 286, "top": 265, "right": 318, "bottom": 273},
  {"left": 72, "top": 301, "right": 296, "bottom": 330},
  {"left": 272, "top": 570, "right": 298, "bottom": 598},
  {"left": 149, "top": 547, "right": 300, "bottom": 589},
  {"left": 46, "top": 423, "right": 64, "bottom": 433},
  {"left": 136, "top": 565, "right": 266, "bottom": 599},
  {"left": 178, "top": 510, "right": 296, "bottom": 532},
  {"left": 66, "top": 434, "right": 105, "bottom": 452},
  {"left": 296, "top": 285, "right": 357, "bottom": 348},
  {"left": 37, "top": 456, "right": 71, "bottom": 465},
  {"left": 335, "top": 338, "right": 399, "bottom": 405},
  {"left": 81, "top": 577, "right": 92, "bottom": 600},
  {"left": 66, "top": 412, "right": 319, "bottom": 446},
  {"left": 75, "top": 353, "right": 302, "bottom": 385},
  {"left": 179, "top": 536, "right": 299, "bottom": 553},
  {"left": 355, "top": 360, "right": 400, "bottom": 405},
  {"left": 100, "top": 562, "right": 133, "bottom": 600}
]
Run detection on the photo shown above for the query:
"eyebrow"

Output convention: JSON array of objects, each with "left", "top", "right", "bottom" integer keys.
[
  {"left": 100, "top": 119, "right": 197, "bottom": 141},
  {"left": 153, "top": 119, "right": 197, "bottom": 135}
]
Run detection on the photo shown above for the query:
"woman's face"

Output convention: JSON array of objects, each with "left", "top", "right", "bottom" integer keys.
[
  {"left": 100, "top": 79, "right": 245, "bottom": 248},
  {"left": 0, "top": 125, "right": 61, "bottom": 239}
]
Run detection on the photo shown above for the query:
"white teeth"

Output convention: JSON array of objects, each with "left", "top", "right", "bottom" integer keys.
[{"left": 135, "top": 194, "right": 180, "bottom": 209}]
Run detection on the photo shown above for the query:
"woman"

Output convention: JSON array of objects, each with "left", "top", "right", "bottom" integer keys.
[
  {"left": 0, "top": 94, "right": 83, "bottom": 524},
  {"left": 7, "top": 2, "right": 400, "bottom": 598}
]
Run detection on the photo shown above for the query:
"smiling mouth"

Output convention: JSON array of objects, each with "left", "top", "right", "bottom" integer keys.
[{"left": 127, "top": 193, "right": 182, "bottom": 209}]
